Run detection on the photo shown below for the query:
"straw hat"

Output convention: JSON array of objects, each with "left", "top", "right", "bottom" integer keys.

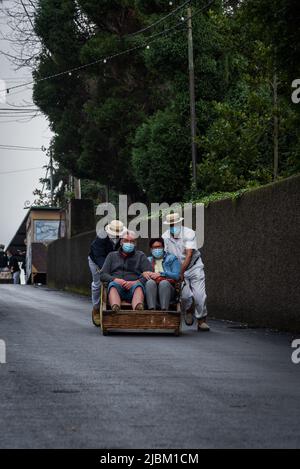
[
  {"left": 105, "top": 220, "right": 127, "bottom": 237},
  {"left": 163, "top": 213, "right": 184, "bottom": 225}
]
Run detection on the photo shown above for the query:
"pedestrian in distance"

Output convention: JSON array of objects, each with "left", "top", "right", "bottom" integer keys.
[
  {"left": 6, "top": 249, "right": 21, "bottom": 285},
  {"left": 0, "top": 244, "right": 8, "bottom": 271}
]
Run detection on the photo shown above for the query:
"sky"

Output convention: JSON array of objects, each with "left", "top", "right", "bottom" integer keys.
[{"left": 0, "top": 3, "right": 52, "bottom": 248}]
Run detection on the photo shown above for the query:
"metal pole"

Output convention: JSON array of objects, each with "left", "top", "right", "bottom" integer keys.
[
  {"left": 74, "top": 178, "right": 81, "bottom": 199},
  {"left": 273, "top": 73, "right": 279, "bottom": 180},
  {"left": 49, "top": 151, "right": 54, "bottom": 206},
  {"left": 187, "top": 5, "right": 197, "bottom": 188}
]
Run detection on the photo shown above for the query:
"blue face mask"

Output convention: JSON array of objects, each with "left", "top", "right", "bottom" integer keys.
[
  {"left": 170, "top": 226, "right": 181, "bottom": 236},
  {"left": 122, "top": 242, "right": 135, "bottom": 254},
  {"left": 152, "top": 248, "right": 164, "bottom": 259}
]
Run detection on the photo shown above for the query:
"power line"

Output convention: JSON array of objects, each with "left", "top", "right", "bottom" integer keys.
[
  {"left": 0, "top": 118, "right": 40, "bottom": 124},
  {"left": 0, "top": 144, "right": 44, "bottom": 151},
  {"left": 6, "top": 101, "right": 36, "bottom": 108},
  {"left": 125, "top": 0, "right": 192, "bottom": 38},
  {"left": 0, "top": 144, "right": 43, "bottom": 149},
  {"left": 0, "top": 110, "right": 40, "bottom": 114},
  {"left": 0, "top": 166, "right": 44, "bottom": 175},
  {"left": 0, "top": 0, "right": 215, "bottom": 107},
  {"left": 0, "top": 116, "right": 41, "bottom": 121},
  {"left": 0, "top": 113, "right": 42, "bottom": 123},
  {"left": 0, "top": 114, "right": 41, "bottom": 118},
  {"left": 0, "top": 76, "right": 32, "bottom": 80},
  {"left": 5, "top": 102, "right": 37, "bottom": 108},
  {"left": 0, "top": 108, "right": 39, "bottom": 111},
  {"left": 4, "top": 85, "right": 33, "bottom": 98},
  {"left": 0, "top": 149, "right": 42, "bottom": 151},
  {"left": 0, "top": 0, "right": 204, "bottom": 95}
]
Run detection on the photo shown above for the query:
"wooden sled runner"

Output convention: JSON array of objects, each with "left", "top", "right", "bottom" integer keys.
[{"left": 100, "top": 283, "right": 181, "bottom": 336}]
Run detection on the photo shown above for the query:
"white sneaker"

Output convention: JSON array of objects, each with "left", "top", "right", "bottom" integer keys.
[{"left": 197, "top": 320, "right": 210, "bottom": 332}]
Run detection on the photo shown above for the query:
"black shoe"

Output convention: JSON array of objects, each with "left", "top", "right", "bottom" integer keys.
[{"left": 184, "top": 300, "right": 195, "bottom": 326}]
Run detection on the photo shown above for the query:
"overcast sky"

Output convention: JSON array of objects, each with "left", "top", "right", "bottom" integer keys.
[{"left": 0, "top": 4, "right": 52, "bottom": 248}]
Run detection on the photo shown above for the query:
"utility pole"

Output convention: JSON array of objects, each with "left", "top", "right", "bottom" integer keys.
[
  {"left": 74, "top": 177, "right": 81, "bottom": 199},
  {"left": 49, "top": 150, "right": 54, "bottom": 207},
  {"left": 273, "top": 72, "right": 279, "bottom": 180},
  {"left": 187, "top": 5, "right": 197, "bottom": 188},
  {"left": 69, "top": 175, "right": 73, "bottom": 194}
]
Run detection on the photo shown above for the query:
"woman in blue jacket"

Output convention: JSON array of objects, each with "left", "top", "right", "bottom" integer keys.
[{"left": 144, "top": 238, "right": 181, "bottom": 311}]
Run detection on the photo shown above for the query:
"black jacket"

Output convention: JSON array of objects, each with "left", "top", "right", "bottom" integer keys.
[
  {"left": 9, "top": 256, "right": 20, "bottom": 273},
  {"left": 0, "top": 251, "right": 8, "bottom": 269},
  {"left": 89, "top": 233, "right": 120, "bottom": 269}
]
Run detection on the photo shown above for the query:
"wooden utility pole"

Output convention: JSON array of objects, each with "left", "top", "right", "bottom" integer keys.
[
  {"left": 187, "top": 6, "right": 197, "bottom": 188},
  {"left": 49, "top": 150, "right": 54, "bottom": 206},
  {"left": 74, "top": 178, "right": 81, "bottom": 199},
  {"left": 273, "top": 73, "right": 279, "bottom": 180}
]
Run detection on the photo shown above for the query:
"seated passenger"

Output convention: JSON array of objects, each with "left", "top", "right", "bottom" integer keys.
[
  {"left": 99, "top": 231, "right": 152, "bottom": 312},
  {"left": 143, "top": 238, "right": 181, "bottom": 311}
]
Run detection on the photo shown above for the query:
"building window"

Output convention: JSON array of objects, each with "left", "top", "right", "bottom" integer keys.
[{"left": 34, "top": 220, "right": 60, "bottom": 242}]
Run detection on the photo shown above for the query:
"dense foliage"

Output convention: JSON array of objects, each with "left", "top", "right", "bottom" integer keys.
[{"left": 32, "top": 0, "right": 300, "bottom": 203}]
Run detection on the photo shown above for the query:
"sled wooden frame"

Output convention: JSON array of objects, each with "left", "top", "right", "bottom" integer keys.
[{"left": 100, "top": 283, "right": 181, "bottom": 336}]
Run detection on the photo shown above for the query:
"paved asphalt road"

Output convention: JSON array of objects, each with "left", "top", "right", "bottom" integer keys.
[{"left": 0, "top": 284, "right": 299, "bottom": 449}]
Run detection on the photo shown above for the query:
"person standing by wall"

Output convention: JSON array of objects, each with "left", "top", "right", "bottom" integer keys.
[{"left": 6, "top": 249, "right": 21, "bottom": 285}]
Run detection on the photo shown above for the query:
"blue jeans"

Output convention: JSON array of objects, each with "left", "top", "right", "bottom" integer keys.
[
  {"left": 88, "top": 257, "right": 101, "bottom": 307},
  {"left": 108, "top": 281, "right": 144, "bottom": 301}
]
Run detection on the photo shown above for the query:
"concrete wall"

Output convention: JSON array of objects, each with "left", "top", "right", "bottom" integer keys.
[
  {"left": 47, "top": 230, "right": 95, "bottom": 296},
  {"left": 203, "top": 175, "right": 300, "bottom": 332},
  {"left": 47, "top": 175, "right": 300, "bottom": 332},
  {"left": 65, "top": 199, "right": 95, "bottom": 238}
]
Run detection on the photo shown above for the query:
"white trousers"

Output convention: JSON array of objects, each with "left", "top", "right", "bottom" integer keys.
[
  {"left": 88, "top": 256, "right": 101, "bottom": 308},
  {"left": 181, "top": 260, "right": 207, "bottom": 319}
]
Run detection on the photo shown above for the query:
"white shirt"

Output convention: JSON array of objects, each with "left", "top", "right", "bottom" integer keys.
[
  {"left": 162, "top": 226, "right": 203, "bottom": 268},
  {"left": 110, "top": 237, "right": 118, "bottom": 246}
]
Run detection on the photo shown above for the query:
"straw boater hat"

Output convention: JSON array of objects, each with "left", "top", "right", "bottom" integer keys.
[
  {"left": 105, "top": 220, "right": 127, "bottom": 237},
  {"left": 163, "top": 213, "right": 184, "bottom": 225}
]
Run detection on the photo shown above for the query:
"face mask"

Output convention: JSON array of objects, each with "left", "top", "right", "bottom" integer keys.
[
  {"left": 122, "top": 242, "right": 135, "bottom": 254},
  {"left": 152, "top": 248, "right": 164, "bottom": 259},
  {"left": 170, "top": 226, "right": 181, "bottom": 236}
]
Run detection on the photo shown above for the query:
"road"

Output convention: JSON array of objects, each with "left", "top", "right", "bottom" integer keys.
[{"left": 0, "top": 284, "right": 299, "bottom": 449}]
